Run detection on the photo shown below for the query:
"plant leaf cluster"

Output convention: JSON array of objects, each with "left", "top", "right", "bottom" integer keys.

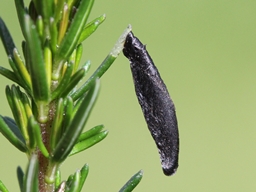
[{"left": 0, "top": 0, "right": 140, "bottom": 191}]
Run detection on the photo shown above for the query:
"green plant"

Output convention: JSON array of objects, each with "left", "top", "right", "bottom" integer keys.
[{"left": 0, "top": 0, "right": 142, "bottom": 191}]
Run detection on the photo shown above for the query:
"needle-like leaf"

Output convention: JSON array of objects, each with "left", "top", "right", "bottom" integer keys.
[
  {"left": 6, "top": 86, "right": 29, "bottom": 143},
  {"left": 61, "top": 96, "right": 74, "bottom": 133},
  {"left": 14, "top": 0, "right": 26, "bottom": 38},
  {"left": 51, "top": 63, "right": 73, "bottom": 100},
  {"left": 50, "top": 98, "right": 64, "bottom": 151},
  {"left": 71, "top": 25, "right": 131, "bottom": 101},
  {"left": 23, "top": 154, "right": 39, "bottom": 192},
  {"left": 17, "top": 166, "right": 24, "bottom": 192},
  {"left": 0, "top": 116, "right": 26, "bottom": 152},
  {"left": 60, "top": 67, "right": 86, "bottom": 98},
  {"left": 0, "top": 18, "right": 16, "bottom": 58},
  {"left": 54, "top": 0, "right": 94, "bottom": 73},
  {"left": 66, "top": 171, "right": 80, "bottom": 192},
  {"left": 77, "top": 164, "right": 89, "bottom": 192},
  {"left": 34, "top": 0, "right": 53, "bottom": 24},
  {"left": 70, "top": 130, "right": 108, "bottom": 156},
  {"left": 51, "top": 78, "right": 100, "bottom": 163},
  {"left": 28, "top": 116, "right": 49, "bottom": 157},
  {"left": 0, "top": 66, "right": 20, "bottom": 85},
  {"left": 3, "top": 116, "right": 25, "bottom": 142},
  {"left": 119, "top": 170, "right": 143, "bottom": 192},
  {"left": 55, "top": 169, "right": 61, "bottom": 189},
  {"left": 77, "top": 124, "right": 104, "bottom": 142},
  {"left": 78, "top": 14, "right": 106, "bottom": 44},
  {"left": 0, "top": 180, "right": 9, "bottom": 192},
  {"left": 73, "top": 44, "right": 83, "bottom": 72},
  {"left": 53, "top": 0, "right": 65, "bottom": 23},
  {"left": 23, "top": 14, "right": 50, "bottom": 122},
  {"left": 56, "top": 182, "right": 66, "bottom": 192},
  {"left": 13, "top": 48, "right": 32, "bottom": 90}
]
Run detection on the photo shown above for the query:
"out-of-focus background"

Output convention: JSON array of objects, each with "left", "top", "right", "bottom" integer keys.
[{"left": 1, "top": 0, "right": 256, "bottom": 191}]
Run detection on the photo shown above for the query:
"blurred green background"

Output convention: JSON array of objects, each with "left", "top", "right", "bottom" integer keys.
[{"left": 0, "top": 0, "right": 256, "bottom": 191}]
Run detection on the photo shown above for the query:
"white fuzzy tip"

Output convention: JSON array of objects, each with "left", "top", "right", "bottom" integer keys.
[{"left": 110, "top": 24, "right": 132, "bottom": 57}]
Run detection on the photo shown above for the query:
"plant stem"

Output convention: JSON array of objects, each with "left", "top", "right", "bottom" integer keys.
[{"left": 38, "top": 102, "right": 56, "bottom": 192}]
